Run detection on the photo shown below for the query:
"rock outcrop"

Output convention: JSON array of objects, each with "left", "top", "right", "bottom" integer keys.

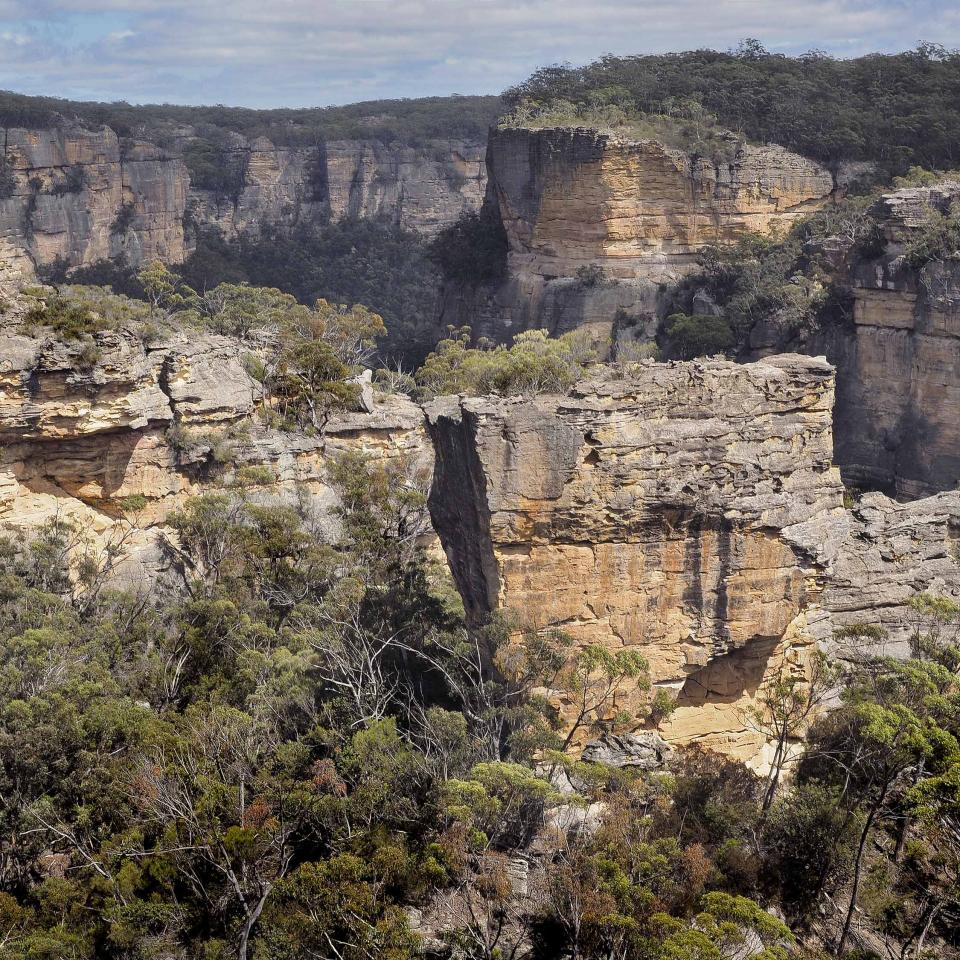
[
  {"left": 4, "top": 241, "right": 960, "bottom": 767},
  {"left": 819, "top": 182, "right": 960, "bottom": 498},
  {"left": 0, "top": 126, "right": 189, "bottom": 269},
  {"left": 0, "top": 122, "right": 485, "bottom": 271},
  {"left": 442, "top": 127, "right": 834, "bottom": 349},
  {"left": 0, "top": 281, "right": 432, "bottom": 588},
  {"left": 426, "top": 357, "right": 960, "bottom": 767}
]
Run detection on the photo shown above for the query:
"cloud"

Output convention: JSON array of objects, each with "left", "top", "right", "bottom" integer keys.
[{"left": 0, "top": 0, "right": 955, "bottom": 107}]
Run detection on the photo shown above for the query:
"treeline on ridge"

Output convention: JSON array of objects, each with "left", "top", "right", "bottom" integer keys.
[{"left": 504, "top": 41, "right": 960, "bottom": 172}]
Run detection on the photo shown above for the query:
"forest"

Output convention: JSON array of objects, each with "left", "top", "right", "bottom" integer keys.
[{"left": 503, "top": 42, "right": 960, "bottom": 172}]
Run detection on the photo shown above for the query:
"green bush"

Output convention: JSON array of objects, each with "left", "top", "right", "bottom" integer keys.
[
  {"left": 111, "top": 200, "right": 136, "bottom": 236},
  {"left": 23, "top": 285, "right": 157, "bottom": 340},
  {"left": 503, "top": 44, "right": 960, "bottom": 172},
  {"left": 415, "top": 326, "right": 594, "bottom": 398},
  {"left": 500, "top": 96, "right": 741, "bottom": 161},
  {"left": 178, "top": 221, "right": 441, "bottom": 365},
  {"left": 903, "top": 208, "right": 960, "bottom": 268},
  {"left": 50, "top": 163, "right": 87, "bottom": 196},
  {"left": 0, "top": 153, "right": 15, "bottom": 199}
]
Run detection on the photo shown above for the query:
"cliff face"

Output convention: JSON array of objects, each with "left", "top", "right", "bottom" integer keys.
[
  {"left": 189, "top": 135, "right": 486, "bottom": 242},
  {"left": 443, "top": 127, "right": 834, "bottom": 348},
  {"left": 0, "top": 123, "right": 485, "bottom": 271},
  {"left": 818, "top": 183, "right": 960, "bottom": 499},
  {"left": 0, "top": 126, "right": 189, "bottom": 268},
  {"left": 425, "top": 358, "right": 960, "bottom": 767},
  {"left": 4, "top": 234, "right": 960, "bottom": 767},
  {"left": 0, "top": 276, "right": 431, "bottom": 588}
]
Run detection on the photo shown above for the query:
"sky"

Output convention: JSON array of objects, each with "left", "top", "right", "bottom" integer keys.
[{"left": 0, "top": 0, "right": 957, "bottom": 109}]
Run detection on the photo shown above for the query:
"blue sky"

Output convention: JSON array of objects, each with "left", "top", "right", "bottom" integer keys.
[{"left": 0, "top": 0, "right": 957, "bottom": 108}]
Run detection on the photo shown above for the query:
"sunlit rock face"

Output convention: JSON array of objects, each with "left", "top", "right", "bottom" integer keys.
[
  {"left": 4, "top": 240, "right": 960, "bottom": 771},
  {"left": 0, "top": 126, "right": 189, "bottom": 268},
  {"left": 0, "top": 123, "right": 485, "bottom": 271},
  {"left": 425, "top": 357, "right": 960, "bottom": 768},
  {"left": 490, "top": 128, "right": 834, "bottom": 280},
  {"left": 441, "top": 126, "right": 834, "bottom": 350},
  {"left": 0, "top": 255, "right": 432, "bottom": 591}
]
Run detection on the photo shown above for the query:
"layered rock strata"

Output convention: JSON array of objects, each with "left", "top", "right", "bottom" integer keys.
[
  {"left": 0, "top": 314, "right": 431, "bottom": 590},
  {"left": 822, "top": 182, "right": 960, "bottom": 498},
  {"left": 443, "top": 127, "right": 834, "bottom": 348},
  {"left": 425, "top": 357, "right": 960, "bottom": 767},
  {"left": 0, "top": 123, "right": 485, "bottom": 271}
]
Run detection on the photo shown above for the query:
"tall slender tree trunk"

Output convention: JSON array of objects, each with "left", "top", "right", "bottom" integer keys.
[
  {"left": 237, "top": 886, "right": 271, "bottom": 960},
  {"left": 836, "top": 800, "right": 881, "bottom": 957},
  {"left": 913, "top": 900, "right": 940, "bottom": 959},
  {"left": 761, "top": 732, "right": 787, "bottom": 813}
]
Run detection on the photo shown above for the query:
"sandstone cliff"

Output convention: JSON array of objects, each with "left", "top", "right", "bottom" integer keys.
[
  {"left": 0, "top": 122, "right": 485, "bottom": 271},
  {"left": 4, "top": 240, "right": 959, "bottom": 768},
  {"left": 425, "top": 358, "right": 960, "bottom": 767},
  {"left": 0, "top": 282, "right": 431, "bottom": 589},
  {"left": 818, "top": 183, "right": 960, "bottom": 499},
  {"left": 442, "top": 127, "right": 834, "bottom": 348}
]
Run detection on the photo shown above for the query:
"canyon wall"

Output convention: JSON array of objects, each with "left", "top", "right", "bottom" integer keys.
[
  {"left": 442, "top": 127, "right": 834, "bottom": 349},
  {"left": 818, "top": 183, "right": 960, "bottom": 499},
  {"left": 425, "top": 358, "right": 960, "bottom": 768},
  {"left": 4, "top": 243, "right": 960, "bottom": 768},
  {"left": 0, "top": 122, "right": 485, "bottom": 271}
]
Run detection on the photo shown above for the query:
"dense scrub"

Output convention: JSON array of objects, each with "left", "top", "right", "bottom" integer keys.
[
  {"left": 180, "top": 223, "right": 442, "bottom": 366},
  {"left": 504, "top": 42, "right": 960, "bottom": 172},
  {"left": 0, "top": 90, "right": 500, "bottom": 148},
  {"left": 4, "top": 264, "right": 960, "bottom": 958},
  {"left": 658, "top": 194, "right": 890, "bottom": 359},
  {"left": 49, "top": 220, "right": 444, "bottom": 367},
  {"left": 0, "top": 459, "right": 958, "bottom": 958}
]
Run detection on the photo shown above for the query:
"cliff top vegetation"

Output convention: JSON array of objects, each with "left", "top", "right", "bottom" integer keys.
[
  {"left": 0, "top": 91, "right": 500, "bottom": 148},
  {"left": 503, "top": 41, "right": 960, "bottom": 172}
]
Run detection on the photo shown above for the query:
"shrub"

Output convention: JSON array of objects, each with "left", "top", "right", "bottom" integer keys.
[
  {"left": 23, "top": 285, "right": 157, "bottom": 340},
  {"left": 415, "top": 327, "right": 594, "bottom": 399},
  {"left": 0, "top": 153, "right": 15, "bottom": 199},
  {"left": 499, "top": 95, "right": 742, "bottom": 161},
  {"left": 177, "top": 221, "right": 437, "bottom": 366},
  {"left": 50, "top": 163, "right": 87, "bottom": 196},
  {"left": 25, "top": 293, "right": 110, "bottom": 340},
  {"left": 902, "top": 207, "right": 960, "bottom": 268},
  {"left": 111, "top": 200, "right": 136, "bottom": 236},
  {"left": 182, "top": 133, "right": 249, "bottom": 201},
  {"left": 576, "top": 263, "right": 606, "bottom": 287}
]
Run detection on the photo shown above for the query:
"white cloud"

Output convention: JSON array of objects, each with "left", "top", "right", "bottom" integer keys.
[{"left": 0, "top": 0, "right": 955, "bottom": 106}]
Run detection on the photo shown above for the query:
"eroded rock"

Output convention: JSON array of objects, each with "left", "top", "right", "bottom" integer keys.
[{"left": 426, "top": 357, "right": 960, "bottom": 767}]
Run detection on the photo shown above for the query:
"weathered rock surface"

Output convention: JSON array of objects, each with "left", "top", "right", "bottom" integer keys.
[
  {"left": 0, "top": 281, "right": 432, "bottom": 589},
  {"left": 3, "top": 245, "right": 960, "bottom": 767},
  {"left": 0, "top": 122, "right": 485, "bottom": 271},
  {"left": 443, "top": 127, "right": 834, "bottom": 348},
  {"left": 817, "top": 182, "right": 960, "bottom": 499},
  {"left": 425, "top": 357, "right": 960, "bottom": 767},
  {"left": 490, "top": 128, "right": 834, "bottom": 281},
  {"left": 581, "top": 731, "right": 674, "bottom": 769},
  {"left": 0, "top": 126, "right": 189, "bottom": 268}
]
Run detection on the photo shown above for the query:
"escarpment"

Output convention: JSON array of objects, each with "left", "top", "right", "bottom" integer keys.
[
  {"left": 814, "top": 182, "right": 960, "bottom": 499},
  {"left": 0, "top": 122, "right": 485, "bottom": 271},
  {"left": 441, "top": 126, "right": 835, "bottom": 348},
  {"left": 426, "top": 358, "right": 960, "bottom": 768},
  {"left": 3, "top": 247, "right": 960, "bottom": 768},
  {"left": 0, "top": 282, "right": 431, "bottom": 588}
]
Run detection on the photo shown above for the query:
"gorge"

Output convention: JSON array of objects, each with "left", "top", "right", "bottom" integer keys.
[{"left": 2, "top": 48, "right": 960, "bottom": 957}]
